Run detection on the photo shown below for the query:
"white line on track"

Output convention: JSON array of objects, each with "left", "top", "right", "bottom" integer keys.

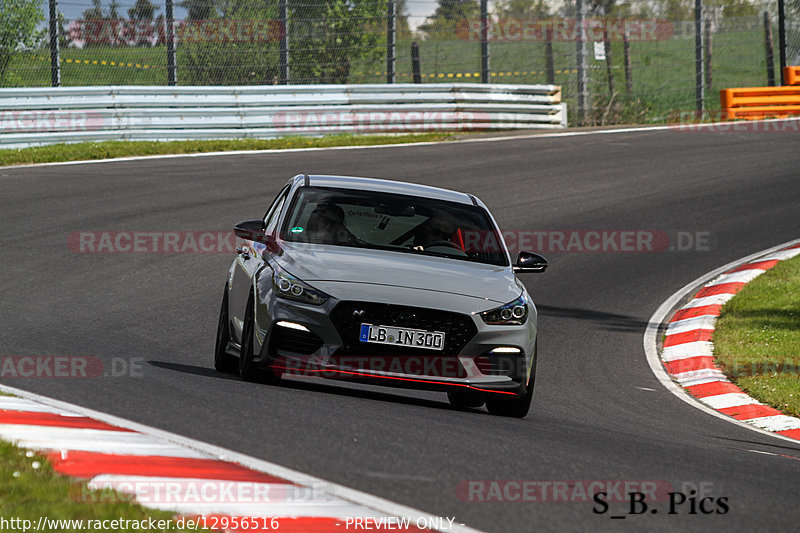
[
  {"left": 642, "top": 237, "right": 800, "bottom": 445},
  {"left": 4, "top": 117, "right": 799, "bottom": 171}
]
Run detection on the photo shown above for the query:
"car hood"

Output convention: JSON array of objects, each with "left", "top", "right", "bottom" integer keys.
[{"left": 274, "top": 242, "right": 520, "bottom": 305}]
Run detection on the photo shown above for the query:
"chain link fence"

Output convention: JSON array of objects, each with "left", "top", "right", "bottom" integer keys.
[{"left": 2, "top": 0, "right": 799, "bottom": 125}]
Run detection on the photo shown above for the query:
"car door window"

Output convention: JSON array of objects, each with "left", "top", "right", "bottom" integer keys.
[
  {"left": 264, "top": 189, "right": 289, "bottom": 235},
  {"left": 264, "top": 186, "right": 289, "bottom": 233}
]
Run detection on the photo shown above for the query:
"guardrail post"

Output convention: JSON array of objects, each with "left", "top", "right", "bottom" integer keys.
[
  {"left": 480, "top": 0, "right": 489, "bottom": 83},
  {"left": 387, "top": 0, "right": 396, "bottom": 83},
  {"left": 166, "top": 0, "right": 177, "bottom": 85},
  {"left": 623, "top": 31, "right": 632, "bottom": 95},
  {"left": 704, "top": 18, "right": 712, "bottom": 91},
  {"left": 576, "top": 0, "right": 589, "bottom": 124},
  {"left": 694, "top": 0, "right": 704, "bottom": 115},
  {"left": 280, "top": 0, "right": 289, "bottom": 84},
  {"left": 778, "top": 0, "right": 786, "bottom": 85},
  {"left": 411, "top": 41, "right": 422, "bottom": 83},
  {"left": 545, "top": 29, "right": 555, "bottom": 85},
  {"left": 49, "top": 0, "right": 60, "bottom": 87},
  {"left": 604, "top": 30, "right": 614, "bottom": 98},
  {"left": 764, "top": 12, "right": 776, "bottom": 86}
]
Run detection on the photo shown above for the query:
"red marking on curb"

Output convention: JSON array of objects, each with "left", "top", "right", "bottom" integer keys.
[
  {"left": 662, "top": 245, "right": 800, "bottom": 443},
  {"left": 685, "top": 381, "right": 740, "bottom": 398},
  {"left": 47, "top": 451, "right": 290, "bottom": 483},
  {"left": 694, "top": 282, "right": 745, "bottom": 298},
  {"left": 717, "top": 404, "right": 784, "bottom": 420},
  {"left": 777, "top": 428, "right": 800, "bottom": 439},
  {"left": 663, "top": 329, "right": 714, "bottom": 347},
  {"left": 727, "top": 260, "right": 779, "bottom": 273},
  {"left": 664, "top": 356, "right": 716, "bottom": 374},
  {"left": 670, "top": 305, "right": 723, "bottom": 322},
  {"left": 0, "top": 410, "right": 134, "bottom": 432}
]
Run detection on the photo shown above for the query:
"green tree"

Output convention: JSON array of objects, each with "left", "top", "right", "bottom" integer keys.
[
  {"left": 83, "top": 0, "right": 105, "bottom": 20},
  {"left": 717, "top": 0, "right": 758, "bottom": 17},
  {"left": 419, "top": 0, "right": 479, "bottom": 39},
  {"left": 178, "top": 0, "right": 279, "bottom": 85},
  {"left": 128, "top": 0, "right": 159, "bottom": 46},
  {"left": 660, "top": 0, "right": 692, "bottom": 21},
  {"left": 395, "top": 0, "right": 412, "bottom": 39},
  {"left": 129, "top": 0, "right": 158, "bottom": 21},
  {"left": 291, "top": 0, "right": 386, "bottom": 83},
  {"left": 109, "top": 0, "right": 121, "bottom": 20},
  {"left": 497, "top": 0, "right": 550, "bottom": 19},
  {"left": 178, "top": 0, "right": 216, "bottom": 21},
  {"left": 0, "top": 0, "right": 44, "bottom": 86}
]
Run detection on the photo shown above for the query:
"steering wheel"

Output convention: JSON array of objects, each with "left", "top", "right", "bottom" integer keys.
[{"left": 424, "top": 240, "right": 464, "bottom": 251}]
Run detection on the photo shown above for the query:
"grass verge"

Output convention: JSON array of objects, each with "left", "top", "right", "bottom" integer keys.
[
  {"left": 0, "top": 133, "right": 453, "bottom": 167},
  {"left": 714, "top": 254, "right": 800, "bottom": 418},
  {"left": 0, "top": 437, "right": 207, "bottom": 531}
]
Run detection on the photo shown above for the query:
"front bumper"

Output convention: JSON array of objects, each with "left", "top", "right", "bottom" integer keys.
[{"left": 251, "top": 280, "right": 537, "bottom": 396}]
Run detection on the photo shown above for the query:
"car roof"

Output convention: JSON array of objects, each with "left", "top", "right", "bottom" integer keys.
[{"left": 294, "top": 174, "right": 477, "bottom": 206}]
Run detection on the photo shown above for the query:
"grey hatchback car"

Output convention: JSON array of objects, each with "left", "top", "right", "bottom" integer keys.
[{"left": 214, "top": 174, "right": 547, "bottom": 417}]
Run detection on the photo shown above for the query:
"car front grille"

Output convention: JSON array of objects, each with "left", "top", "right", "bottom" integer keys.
[{"left": 330, "top": 301, "right": 478, "bottom": 356}]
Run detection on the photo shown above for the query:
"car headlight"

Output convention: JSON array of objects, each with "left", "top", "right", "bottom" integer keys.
[
  {"left": 480, "top": 296, "right": 528, "bottom": 325},
  {"left": 272, "top": 267, "right": 329, "bottom": 305}
]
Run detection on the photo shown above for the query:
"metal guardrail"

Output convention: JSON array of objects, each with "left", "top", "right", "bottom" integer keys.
[{"left": 0, "top": 84, "right": 566, "bottom": 149}]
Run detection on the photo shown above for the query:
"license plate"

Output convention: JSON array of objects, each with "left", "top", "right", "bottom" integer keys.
[{"left": 359, "top": 324, "right": 445, "bottom": 351}]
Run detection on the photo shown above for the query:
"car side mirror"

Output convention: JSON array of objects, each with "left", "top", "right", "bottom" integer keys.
[
  {"left": 234, "top": 219, "right": 280, "bottom": 254},
  {"left": 513, "top": 251, "right": 548, "bottom": 273}
]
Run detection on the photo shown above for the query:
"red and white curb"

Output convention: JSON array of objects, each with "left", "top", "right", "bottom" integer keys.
[
  {"left": 645, "top": 240, "right": 800, "bottom": 443},
  {"left": 0, "top": 386, "right": 480, "bottom": 533}
]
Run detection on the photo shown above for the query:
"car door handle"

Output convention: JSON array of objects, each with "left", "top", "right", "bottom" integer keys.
[{"left": 235, "top": 247, "right": 251, "bottom": 260}]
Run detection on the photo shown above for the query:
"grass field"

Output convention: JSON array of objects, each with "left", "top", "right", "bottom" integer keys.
[
  {"left": 0, "top": 434, "right": 208, "bottom": 531},
  {"left": 0, "top": 133, "right": 452, "bottom": 166},
  {"left": 714, "top": 255, "right": 800, "bottom": 418},
  {"left": 4, "top": 17, "right": 781, "bottom": 125}
]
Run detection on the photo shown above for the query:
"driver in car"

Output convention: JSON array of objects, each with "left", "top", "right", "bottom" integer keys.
[
  {"left": 307, "top": 204, "right": 357, "bottom": 245},
  {"left": 414, "top": 211, "right": 465, "bottom": 251}
]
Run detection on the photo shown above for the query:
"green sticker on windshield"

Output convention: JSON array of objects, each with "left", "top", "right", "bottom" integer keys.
[{"left": 290, "top": 226, "right": 304, "bottom": 233}]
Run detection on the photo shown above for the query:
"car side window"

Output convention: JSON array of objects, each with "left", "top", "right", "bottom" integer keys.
[{"left": 264, "top": 189, "right": 289, "bottom": 235}]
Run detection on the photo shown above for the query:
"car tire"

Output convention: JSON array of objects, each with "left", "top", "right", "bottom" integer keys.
[
  {"left": 213, "top": 287, "right": 237, "bottom": 374},
  {"left": 447, "top": 390, "right": 485, "bottom": 409},
  {"left": 239, "top": 293, "right": 281, "bottom": 385},
  {"left": 485, "top": 345, "right": 537, "bottom": 418},
  {"left": 239, "top": 294, "right": 261, "bottom": 382}
]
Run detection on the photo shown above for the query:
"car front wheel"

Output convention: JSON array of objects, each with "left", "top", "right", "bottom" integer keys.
[
  {"left": 213, "top": 287, "right": 237, "bottom": 374},
  {"left": 239, "top": 294, "right": 261, "bottom": 382},
  {"left": 239, "top": 293, "right": 281, "bottom": 385}
]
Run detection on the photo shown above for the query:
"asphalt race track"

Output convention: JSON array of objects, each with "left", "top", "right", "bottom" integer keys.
[{"left": 2, "top": 127, "right": 800, "bottom": 532}]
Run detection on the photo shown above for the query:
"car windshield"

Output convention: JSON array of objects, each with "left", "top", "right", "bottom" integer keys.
[{"left": 280, "top": 186, "right": 509, "bottom": 266}]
